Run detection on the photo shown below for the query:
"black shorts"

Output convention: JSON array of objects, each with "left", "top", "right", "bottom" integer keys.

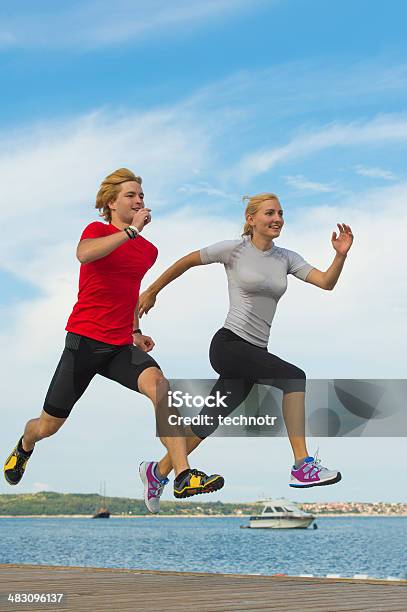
[{"left": 43, "top": 332, "right": 161, "bottom": 419}]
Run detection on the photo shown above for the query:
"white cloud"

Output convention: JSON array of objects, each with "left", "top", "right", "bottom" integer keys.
[
  {"left": 354, "top": 165, "right": 397, "bottom": 180},
  {"left": 188, "top": 60, "right": 407, "bottom": 125},
  {"left": 178, "top": 182, "right": 237, "bottom": 200},
  {"left": 0, "top": 0, "right": 264, "bottom": 49},
  {"left": 238, "top": 115, "right": 407, "bottom": 181},
  {"left": 0, "top": 106, "right": 220, "bottom": 272},
  {"left": 284, "top": 175, "right": 335, "bottom": 193}
]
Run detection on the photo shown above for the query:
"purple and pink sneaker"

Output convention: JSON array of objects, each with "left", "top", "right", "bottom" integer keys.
[
  {"left": 139, "top": 461, "right": 169, "bottom": 513},
  {"left": 289, "top": 453, "right": 341, "bottom": 488}
]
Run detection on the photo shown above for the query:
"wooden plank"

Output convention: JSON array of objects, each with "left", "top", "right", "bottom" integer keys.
[{"left": 0, "top": 565, "right": 405, "bottom": 612}]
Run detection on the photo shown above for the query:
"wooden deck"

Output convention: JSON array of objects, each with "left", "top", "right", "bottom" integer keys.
[{"left": 0, "top": 565, "right": 406, "bottom": 612}]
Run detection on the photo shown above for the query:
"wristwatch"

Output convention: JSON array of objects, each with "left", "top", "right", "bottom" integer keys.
[{"left": 124, "top": 226, "right": 139, "bottom": 239}]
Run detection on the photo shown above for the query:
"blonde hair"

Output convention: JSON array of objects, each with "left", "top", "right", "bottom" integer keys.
[
  {"left": 95, "top": 168, "right": 142, "bottom": 222},
  {"left": 242, "top": 192, "right": 281, "bottom": 237}
]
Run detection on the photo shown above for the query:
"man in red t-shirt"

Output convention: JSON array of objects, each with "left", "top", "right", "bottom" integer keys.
[{"left": 4, "top": 168, "right": 224, "bottom": 512}]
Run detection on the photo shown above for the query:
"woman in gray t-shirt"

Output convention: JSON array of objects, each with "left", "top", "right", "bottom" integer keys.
[{"left": 139, "top": 193, "right": 353, "bottom": 490}]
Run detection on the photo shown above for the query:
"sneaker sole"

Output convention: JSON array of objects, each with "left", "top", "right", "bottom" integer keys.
[
  {"left": 174, "top": 475, "right": 224, "bottom": 499},
  {"left": 289, "top": 472, "right": 342, "bottom": 488},
  {"left": 3, "top": 471, "right": 21, "bottom": 485}
]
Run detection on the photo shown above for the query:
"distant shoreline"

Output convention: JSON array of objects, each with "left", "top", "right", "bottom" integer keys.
[{"left": 0, "top": 513, "right": 406, "bottom": 519}]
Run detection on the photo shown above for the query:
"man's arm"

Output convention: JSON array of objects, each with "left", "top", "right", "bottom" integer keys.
[
  {"left": 77, "top": 208, "right": 151, "bottom": 264},
  {"left": 132, "top": 299, "right": 155, "bottom": 352},
  {"left": 77, "top": 232, "right": 129, "bottom": 264},
  {"left": 133, "top": 299, "right": 140, "bottom": 333}
]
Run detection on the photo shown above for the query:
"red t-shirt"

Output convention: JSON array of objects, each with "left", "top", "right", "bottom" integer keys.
[{"left": 66, "top": 222, "right": 158, "bottom": 345}]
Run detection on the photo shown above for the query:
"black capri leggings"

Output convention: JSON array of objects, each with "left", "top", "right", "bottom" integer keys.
[{"left": 191, "top": 327, "right": 306, "bottom": 438}]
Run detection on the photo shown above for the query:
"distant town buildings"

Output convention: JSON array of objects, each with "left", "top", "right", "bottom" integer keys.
[{"left": 299, "top": 502, "right": 406, "bottom": 515}]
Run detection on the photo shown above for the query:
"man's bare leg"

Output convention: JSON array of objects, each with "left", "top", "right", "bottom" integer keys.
[
  {"left": 138, "top": 368, "right": 224, "bottom": 510},
  {"left": 137, "top": 367, "right": 190, "bottom": 477},
  {"left": 157, "top": 434, "right": 202, "bottom": 478},
  {"left": 22, "top": 411, "right": 66, "bottom": 451},
  {"left": 4, "top": 411, "right": 66, "bottom": 485}
]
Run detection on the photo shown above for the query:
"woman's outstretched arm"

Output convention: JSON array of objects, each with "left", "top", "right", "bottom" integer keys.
[
  {"left": 306, "top": 223, "right": 353, "bottom": 290},
  {"left": 139, "top": 250, "right": 203, "bottom": 316}
]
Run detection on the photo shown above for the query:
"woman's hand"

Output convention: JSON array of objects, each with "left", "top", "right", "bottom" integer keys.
[
  {"left": 138, "top": 251, "right": 202, "bottom": 317},
  {"left": 332, "top": 223, "right": 353, "bottom": 256},
  {"left": 133, "top": 333, "right": 155, "bottom": 352},
  {"left": 138, "top": 290, "right": 156, "bottom": 317}
]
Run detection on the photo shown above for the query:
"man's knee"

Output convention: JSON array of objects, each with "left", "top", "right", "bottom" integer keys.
[{"left": 138, "top": 367, "right": 169, "bottom": 398}]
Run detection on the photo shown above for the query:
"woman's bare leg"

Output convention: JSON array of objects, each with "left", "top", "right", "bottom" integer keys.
[{"left": 282, "top": 391, "right": 308, "bottom": 462}]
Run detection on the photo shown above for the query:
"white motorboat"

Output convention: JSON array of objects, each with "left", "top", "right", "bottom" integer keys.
[{"left": 247, "top": 498, "right": 315, "bottom": 529}]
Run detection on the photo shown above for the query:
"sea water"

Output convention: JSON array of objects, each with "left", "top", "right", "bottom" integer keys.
[{"left": 0, "top": 516, "right": 405, "bottom": 579}]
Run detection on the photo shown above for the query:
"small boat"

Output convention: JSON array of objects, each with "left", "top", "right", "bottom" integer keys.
[
  {"left": 92, "top": 481, "right": 110, "bottom": 519},
  {"left": 245, "top": 498, "right": 315, "bottom": 529},
  {"left": 92, "top": 507, "right": 110, "bottom": 519}
]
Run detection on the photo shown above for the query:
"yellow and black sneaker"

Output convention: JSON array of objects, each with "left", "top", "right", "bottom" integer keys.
[
  {"left": 4, "top": 437, "right": 33, "bottom": 485},
  {"left": 174, "top": 468, "right": 224, "bottom": 499}
]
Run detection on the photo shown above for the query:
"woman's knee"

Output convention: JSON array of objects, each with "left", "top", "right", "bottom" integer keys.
[
  {"left": 275, "top": 365, "right": 306, "bottom": 393},
  {"left": 293, "top": 365, "right": 306, "bottom": 381}
]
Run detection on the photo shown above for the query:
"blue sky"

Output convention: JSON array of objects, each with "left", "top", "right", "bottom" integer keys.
[
  {"left": 1, "top": 1, "right": 406, "bottom": 503},
  {"left": 2, "top": 1, "right": 407, "bottom": 129}
]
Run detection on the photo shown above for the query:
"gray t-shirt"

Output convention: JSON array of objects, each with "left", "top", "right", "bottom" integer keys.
[{"left": 200, "top": 236, "right": 314, "bottom": 347}]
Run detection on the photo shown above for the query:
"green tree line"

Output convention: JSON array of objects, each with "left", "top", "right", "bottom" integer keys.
[{"left": 0, "top": 492, "right": 257, "bottom": 516}]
